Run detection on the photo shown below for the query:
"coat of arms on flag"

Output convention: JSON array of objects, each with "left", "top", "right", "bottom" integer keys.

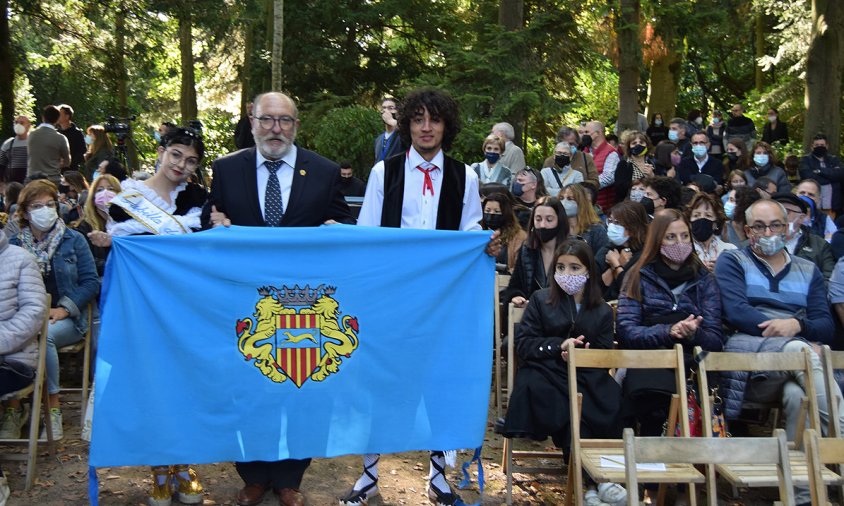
[{"left": 235, "top": 284, "right": 360, "bottom": 387}]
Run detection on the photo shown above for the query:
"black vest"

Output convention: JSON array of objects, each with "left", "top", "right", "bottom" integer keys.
[{"left": 380, "top": 153, "right": 466, "bottom": 230}]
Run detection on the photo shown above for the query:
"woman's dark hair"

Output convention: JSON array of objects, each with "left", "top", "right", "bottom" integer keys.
[
  {"left": 62, "top": 171, "right": 89, "bottom": 192},
  {"left": 162, "top": 126, "right": 205, "bottom": 162},
  {"left": 653, "top": 140, "right": 677, "bottom": 173},
  {"left": 547, "top": 238, "right": 603, "bottom": 309},
  {"left": 480, "top": 182, "right": 510, "bottom": 200},
  {"left": 4, "top": 182, "right": 23, "bottom": 213},
  {"left": 686, "top": 109, "right": 702, "bottom": 123},
  {"left": 102, "top": 160, "right": 128, "bottom": 181},
  {"left": 398, "top": 88, "right": 460, "bottom": 152},
  {"left": 733, "top": 186, "right": 760, "bottom": 226},
  {"left": 724, "top": 137, "right": 751, "bottom": 172},
  {"left": 482, "top": 192, "right": 522, "bottom": 244},
  {"left": 526, "top": 197, "right": 570, "bottom": 249},
  {"left": 608, "top": 200, "right": 649, "bottom": 251},
  {"left": 644, "top": 175, "right": 682, "bottom": 210},
  {"left": 685, "top": 192, "right": 727, "bottom": 231},
  {"left": 625, "top": 208, "right": 702, "bottom": 301}
]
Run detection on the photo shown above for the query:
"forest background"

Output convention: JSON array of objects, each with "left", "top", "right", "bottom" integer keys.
[{"left": 0, "top": 0, "right": 841, "bottom": 180}]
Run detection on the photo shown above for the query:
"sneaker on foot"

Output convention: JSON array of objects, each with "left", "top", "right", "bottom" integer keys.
[
  {"left": 39, "top": 408, "right": 63, "bottom": 441},
  {"left": 584, "top": 489, "right": 610, "bottom": 506},
  {"left": 171, "top": 465, "right": 203, "bottom": 504},
  {"left": 597, "top": 482, "right": 627, "bottom": 505},
  {"left": 0, "top": 408, "right": 25, "bottom": 439},
  {"left": 338, "top": 481, "right": 379, "bottom": 505}
]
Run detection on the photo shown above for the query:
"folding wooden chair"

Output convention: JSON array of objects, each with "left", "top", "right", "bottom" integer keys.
[
  {"left": 695, "top": 346, "right": 836, "bottom": 498},
  {"left": 813, "top": 345, "right": 844, "bottom": 502},
  {"left": 58, "top": 303, "right": 94, "bottom": 425},
  {"left": 623, "top": 428, "right": 795, "bottom": 505},
  {"left": 494, "top": 274, "right": 509, "bottom": 420},
  {"left": 804, "top": 427, "right": 844, "bottom": 506},
  {"left": 501, "top": 303, "right": 566, "bottom": 504},
  {"left": 0, "top": 296, "right": 55, "bottom": 490},
  {"left": 567, "top": 344, "right": 701, "bottom": 506}
]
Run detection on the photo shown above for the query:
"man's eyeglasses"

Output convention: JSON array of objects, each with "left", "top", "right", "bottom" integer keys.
[
  {"left": 28, "top": 201, "right": 57, "bottom": 211},
  {"left": 748, "top": 222, "right": 786, "bottom": 234},
  {"left": 252, "top": 115, "right": 296, "bottom": 130}
]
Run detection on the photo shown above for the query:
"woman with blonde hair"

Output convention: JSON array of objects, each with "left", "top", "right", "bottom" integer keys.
[
  {"left": 83, "top": 125, "right": 113, "bottom": 180},
  {"left": 473, "top": 134, "right": 511, "bottom": 186},
  {"left": 72, "top": 174, "right": 122, "bottom": 276},
  {"left": 561, "top": 184, "right": 608, "bottom": 263}
]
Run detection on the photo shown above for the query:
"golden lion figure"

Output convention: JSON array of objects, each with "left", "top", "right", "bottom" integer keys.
[
  {"left": 304, "top": 295, "right": 359, "bottom": 382},
  {"left": 236, "top": 294, "right": 295, "bottom": 383}
]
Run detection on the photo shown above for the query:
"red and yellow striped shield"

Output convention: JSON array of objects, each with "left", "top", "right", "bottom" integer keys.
[{"left": 275, "top": 313, "right": 322, "bottom": 388}]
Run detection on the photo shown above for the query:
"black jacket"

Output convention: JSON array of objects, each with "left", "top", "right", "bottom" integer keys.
[
  {"left": 677, "top": 156, "right": 724, "bottom": 185},
  {"left": 799, "top": 154, "right": 844, "bottom": 212},
  {"left": 59, "top": 123, "right": 86, "bottom": 171},
  {"left": 201, "top": 146, "right": 354, "bottom": 228},
  {"left": 792, "top": 227, "right": 835, "bottom": 280},
  {"left": 502, "top": 288, "right": 622, "bottom": 445}
]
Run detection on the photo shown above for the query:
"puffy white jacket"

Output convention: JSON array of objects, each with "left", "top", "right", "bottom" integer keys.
[{"left": 0, "top": 232, "right": 47, "bottom": 369}]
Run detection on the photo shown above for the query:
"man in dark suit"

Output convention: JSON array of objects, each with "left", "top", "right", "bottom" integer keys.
[
  {"left": 373, "top": 97, "right": 404, "bottom": 163},
  {"left": 201, "top": 91, "right": 353, "bottom": 506},
  {"left": 676, "top": 132, "right": 725, "bottom": 187}
]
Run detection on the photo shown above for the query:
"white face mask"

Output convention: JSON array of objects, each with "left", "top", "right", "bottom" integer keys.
[
  {"left": 13, "top": 124, "right": 25, "bottom": 136},
  {"left": 29, "top": 206, "right": 59, "bottom": 232}
]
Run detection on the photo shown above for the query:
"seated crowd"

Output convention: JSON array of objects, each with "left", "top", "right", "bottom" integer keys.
[
  {"left": 0, "top": 96, "right": 842, "bottom": 506},
  {"left": 491, "top": 114, "right": 844, "bottom": 505}
]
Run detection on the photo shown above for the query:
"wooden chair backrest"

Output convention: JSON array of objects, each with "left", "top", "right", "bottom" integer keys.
[
  {"left": 624, "top": 428, "right": 795, "bottom": 506},
  {"left": 568, "top": 344, "right": 688, "bottom": 506},
  {"left": 822, "top": 345, "right": 844, "bottom": 439},
  {"left": 695, "top": 347, "right": 821, "bottom": 441}
]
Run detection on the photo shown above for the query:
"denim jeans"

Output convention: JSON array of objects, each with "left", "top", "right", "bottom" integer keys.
[{"left": 46, "top": 318, "right": 83, "bottom": 395}]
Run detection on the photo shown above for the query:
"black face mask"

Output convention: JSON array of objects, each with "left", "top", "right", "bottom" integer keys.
[
  {"left": 727, "top": 152, "right": 739, "bottom": 163},
  {"left": 639, "top": 196, "right": 655, "bottom": 215},
  {"left": 580, "top": 135, "right": 593, "bottom": 149},
  {"left": 554, "top": 154, "right": 571, "bottom": 168},
  {"left": 339, "top": 176, "right": 352, "bottom": 185},
  {"left": 629, "top": 144, "right": 647, "bottom": 157},
  {"left": 813, "top": 146, "right": 828, "bottom": 158},
  {"left": 691, "top": 218, "right": 716, "bottom": 242},
  {"left": 536, "top": 226, "right": 558, "bottom": 243},
  {"left": 58, "top": 184, "right": 71, "bottom": 195},
  {"left": 483, "top": 213, "right": 504, "bottom": 230}
]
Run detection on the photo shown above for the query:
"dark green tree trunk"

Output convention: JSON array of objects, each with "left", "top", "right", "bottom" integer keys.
[
  {"left": 804, "top": 0, "right": 843, "bottom": 154},
  {"left": 617, "top": 0, "right": 641, "bottom": 132}
]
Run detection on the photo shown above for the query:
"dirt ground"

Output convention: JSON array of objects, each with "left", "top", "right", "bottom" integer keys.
[{"left": 1, "top": 392, "right": 788, "bottom": 506}]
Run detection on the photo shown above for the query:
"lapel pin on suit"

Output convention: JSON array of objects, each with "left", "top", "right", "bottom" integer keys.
[{"left": 300, "top": 169, "right": 306, "bottom": 176}]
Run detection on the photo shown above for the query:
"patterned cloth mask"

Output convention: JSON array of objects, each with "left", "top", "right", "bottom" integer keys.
[
  {"left": 660, "top": 241, "right": 693, "bottom": 264},
  {"left": 554, "top": 273, "right": 589, "bottom": 296}
]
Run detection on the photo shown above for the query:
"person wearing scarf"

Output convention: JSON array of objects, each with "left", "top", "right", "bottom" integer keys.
[
  {"left": 615, "top": 208, "right": 724, "bottom": 503},
  {"left": 7, "top": 180, "right": 98, "bottom": 442}
]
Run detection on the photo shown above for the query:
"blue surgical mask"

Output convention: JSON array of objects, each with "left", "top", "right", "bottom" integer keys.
[
  {"left": 692, "top": 145, "right": 708, "bottom": 158},
  {"left": 654, "top": 119, "right": 663, "bottom": 127},
  {"left": 512, "top": 181, "right": 524, "bottom": 197},
  {"left": 753, "top": 154, "right": 769, "bottom": 167},
  {"left": 84, "top": 135, "right": 93, "bottom": 145},
  {"left": 724, "top": 201, "right": 736, "bottom": 219},
  {"left": 668, "top": 130, "right": 679, "bottom": 141},
  {"left": 570, "top": 146, "right": 577, "bottom": 155},
  {"left": 485, "top": 152, "right": 501, "bottom": 164},
  {"left": 629, "top": 188, "right": 646, "bottom": 202},
  {"left": 607, "top": 222, "right": 628, "bottom": 246},
  {"left": 154, "top": 131, "right": 162, "bottom": 143}
]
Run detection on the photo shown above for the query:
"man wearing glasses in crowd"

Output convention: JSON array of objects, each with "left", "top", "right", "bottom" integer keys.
[{"left": 714, "top": 198, "right": 843, "bottom": 506}]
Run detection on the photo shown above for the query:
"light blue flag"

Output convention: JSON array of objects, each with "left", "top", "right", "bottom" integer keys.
[{"left": 89, "top": 225, "right": 494, "bottom": 467}]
